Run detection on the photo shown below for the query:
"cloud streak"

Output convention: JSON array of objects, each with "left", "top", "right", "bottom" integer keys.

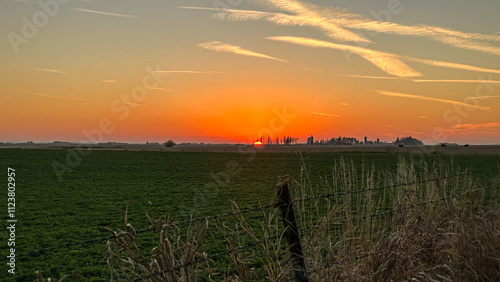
[
  {"left": 153, "top": 70, "right": 229, "bottom": 74},
  {"left": 71, "top": 8, "right": 137, "bottom": 18},
  {"left": 151, "top": 87, "right": 178, "bottom": 92},
  {"left": 198, "top": 41, "right": 287, "bottom": 62},
  {"left": 405, "top": 57, "right": 500, "bottom": 75},
  {"left": 310, "top": 112, "right": 341, "bottom": 117},
  {"left": 452, "top": 122, "right": 500, "bottom": 130},
  {"left": 184, "top": 1, "right": 500, "bottom": 76},
  {"left": 208, "top": 0, "right": 500, "bottom": 56},
  {"left": 268, "top": 36, "right": 420, "bottom": 77},
  {"left": 25, "top": 91, "right": 95, "bottom": 102},
  {"left": 268, "top": 36, "right": 500, "bottom": 77},
  {"left": 343, "top": 74, "right": 402, "bottom": 80},
  {"left": 33, "top": 68, "right": 65, "bottom": 74},
  {"left": 414, "top": 79, "right": 500, "bottom": 84},
  {"left": 446, "top": 122, "right": 500, "bottom": 135},
  {"left": 375, "top": 90, "right": 490, "bottom": 111},
  {"left": 125, "top": 102, "right": 150, "bottom": 108},
  {"left": 466, "top": 95, "right": 500, "bottom": 100},
  {"left": 179, "top": 5, "right": 370, "bottom": 43}
]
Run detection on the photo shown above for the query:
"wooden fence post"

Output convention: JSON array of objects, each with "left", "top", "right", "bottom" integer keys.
[{"left": 276, "top": 181, "right": 309, "bottom": 282}]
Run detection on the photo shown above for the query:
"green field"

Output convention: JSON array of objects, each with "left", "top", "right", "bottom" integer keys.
[{"left": 0, "top": 149, "right": 499, "bottom": 281}]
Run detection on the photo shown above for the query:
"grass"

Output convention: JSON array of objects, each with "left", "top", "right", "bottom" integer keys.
[
  {"left": 294, "top": 158, "right": 500, "bottom": 281},
  {"left": 0, "top": 149, "right": 498, "bottom": 280},
  {"left": 105, "top": 157, "right": 499, "bottom": 281}
]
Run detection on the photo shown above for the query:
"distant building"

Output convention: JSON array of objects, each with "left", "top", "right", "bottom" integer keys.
[
  {"left": 307, "top": 135, "right": 314, "bottom": 145},
  {"left": 364, "top": 136, "right": 368, "bottom": 144}
]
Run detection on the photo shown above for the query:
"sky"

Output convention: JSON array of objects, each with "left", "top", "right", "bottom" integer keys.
[{"left": 1, "top": 0, "right": 499, "bottom": 145}]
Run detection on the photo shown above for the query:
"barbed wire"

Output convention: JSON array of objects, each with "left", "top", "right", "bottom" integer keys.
[
  {"left": 3, "top": 166, "right": 496, "bottom": 262},
  {"left": 1, "top": 202, "right": 278, "bottom": 261},
  {"left": 298, "top": 194, "right": 458, "bottom": 234},
  {"left": 292, "top": 166, "right": 497, "bottom": 204}
]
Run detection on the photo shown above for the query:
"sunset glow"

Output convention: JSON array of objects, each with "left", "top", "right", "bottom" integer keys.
[{"left": 1, "top": 0, "right": 499, "bottom": 144}]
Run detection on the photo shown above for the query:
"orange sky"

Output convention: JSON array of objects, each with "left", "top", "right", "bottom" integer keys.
[{"left": 1, "top": 0, "right": 500, "bottom": 144}]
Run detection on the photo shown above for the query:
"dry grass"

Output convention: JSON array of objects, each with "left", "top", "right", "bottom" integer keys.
[
  {"left": 369, "top": 187, "right": 500, "bottom": 281},
  {"left": 226, "top": 158, "right": 500, "bottom": 281},
  {"left": 101, "top": 158, "right": 499, "bottom": 281},
  {"left": 106, "top": 191, "right": 209, "bottom": 281}
]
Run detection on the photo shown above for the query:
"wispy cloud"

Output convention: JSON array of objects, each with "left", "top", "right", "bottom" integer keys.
[
  {"left": 179, "top": 6, "right": 370, "bottom": 43},
  {"left": 207, "top": 0, "right": 500, "bottom": 56},
  {"left": 198, "top": 41, "right": 287, "bottom": 62},
  {"left": 25, "top": 91, "right": 95, "bottom": 102},
  {"left": 102, "top": 80, "right": 116, "bottom": 83},
  {"left": 405, "top": 57, "right": 500, "bottom": 75},
  {"left": 153, "top": 70, "right": 228, "bottom": 74},
  {"left": 125, "top": 102, "right": 150, "bottom": 108},
  {"left": 310, "top": 112, "right": 340, "bottom": 117},
  {"left": 340, "top": 15, "right": 500, "bottom": 56},
  {"left": 177, "top": 6, "right": 218, "bottom": 11},
  {"left": 433, "top": 36, "right": 500, "bottom": 56},
  {"left": 466, "top": 95, "right": 500, "bottom": 100},
  {"left": 5, "top": 67, "right": 65, "bottom": 73},
  {"left": 268, "top": 36, "right": 420, "bottom": 77},
  {"left": 414, "top": 79, "right": 500, "bottom": 84},
  {"left": 375, "top": 90, "right": 490, "bottom": 110},
  {"left": 268, "top": 36, "right": 500, "bottom": 77},
  {"left": 183, "top": 1, "right": 500, "bottom": 77},
  {"left": 71, "top": 8, "right": 137, "bottom": 18},
  {"left": 33, "top": 68, "right": 65, "bottom": 74},
  {"left": 343, "top": 74, "right": 402, "bottom": 80},
  {"left": 151, "top": 87, "right": 178, "bottom": 92},
  {"left": 446, "top": 122, "right": 500, "bottom": 135},
  {"left": 452, "top": 122, "right": 500, "bottom": 130},
  {"left": 227, "top": 9, "right": 368, "bottom": 44}
]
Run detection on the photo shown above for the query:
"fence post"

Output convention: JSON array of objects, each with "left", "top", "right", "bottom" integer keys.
[{"left": 276, "top": 181, "right": 309, "bottom": 282}]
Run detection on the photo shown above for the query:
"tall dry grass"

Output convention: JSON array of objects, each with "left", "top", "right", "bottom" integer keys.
[
  {"left": 102, "top": 158, "right": 499, "bottom": 281},
  {"left": 106, "top": 190, "right": 210, "bottom": 281}
]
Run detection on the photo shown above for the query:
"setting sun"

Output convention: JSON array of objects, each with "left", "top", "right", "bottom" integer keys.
[{"left": 1, "top": 0, "right": 499, "bottom": 145}]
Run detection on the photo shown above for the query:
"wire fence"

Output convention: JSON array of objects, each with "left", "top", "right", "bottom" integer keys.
[
  {"left": 292, "top": 166, "right": 498, "bottom": 204},
  {"left": 297, "top": 194, "right": 458, "bottom": 233},
  {"left": 127, "top": 192, "right": 468, "bottom": 281},
  {"left": 141, "top": 187, "right": 476, "bottom": 280},
  {"left": 2, "top": 200, "right": 278, "bottom": 261},
  {"left": 4, "top": 165, "right": 499, "bottom": 281}
]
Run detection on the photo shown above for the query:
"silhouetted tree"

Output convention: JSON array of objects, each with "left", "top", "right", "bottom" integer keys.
[
  {"left": 394, "top": 136, "right": 423, "bottom": 146},
  {"left": 315, "top": 136, "right": 360, "bottom": 145},
  {"left": 164, "top": 140, "right": 176, "bottom": 147}
]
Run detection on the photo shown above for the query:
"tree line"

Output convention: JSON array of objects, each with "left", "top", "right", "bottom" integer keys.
[{"left": 257, "top": 136, "right": 299, "bottom": 145}]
